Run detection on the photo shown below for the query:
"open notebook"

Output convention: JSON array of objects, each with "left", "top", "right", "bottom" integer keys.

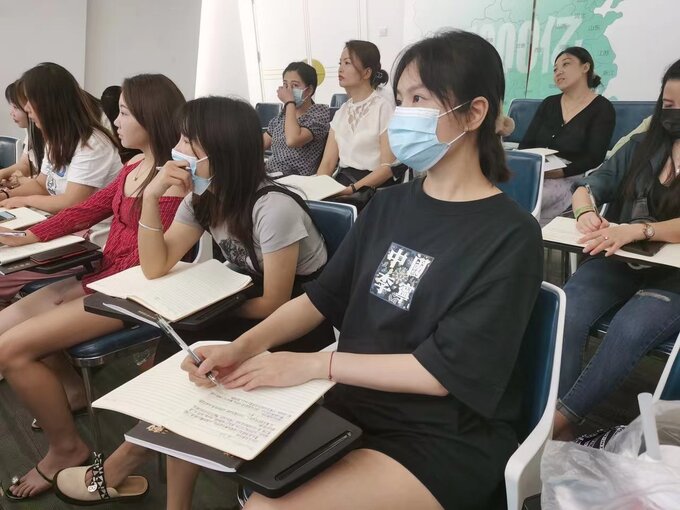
[
  {"left": 86, "top": 259, "right": 252, "bottom": 322},
  {"left": 94, "top": 341, "right": 335, "bottom": 462},
  {"left": 542, "top": 217, "right": 680, "bottom": 269},
  {"left": 0, "top": 207, "right": 47, "bottom": 230},
  {"left": 517, "top": 148, "right": 570, "bottom": 172},
  {"left": 275, "top": 175, "right": 346, "bottom": 201},
  {"left": 0, "top": 235, "right": 83, "bottom": 265}
]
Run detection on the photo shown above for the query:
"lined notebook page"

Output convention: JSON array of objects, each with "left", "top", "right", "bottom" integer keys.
[
  {"left": 276, "top": 175, "right": 346, "bottom": 201},
  {"left": 94, "top": 341, "right": 334, "bottom": 461},
  {"left": 87, "top": 259, "right": 252, "bottom": 321},
  {"left": 542, "top": 217, "right": 680, "bottom": 269},
  {"left": 0, "top": 207, "right": 47, "bottom": 230},
  {"left": 0, "top": 235, "right": 84, "bottom": 264}
]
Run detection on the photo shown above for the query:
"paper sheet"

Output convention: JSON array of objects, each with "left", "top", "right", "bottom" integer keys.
[
  {"left": 0, "top": 207, "right": 47, "bottom": 230},
  {"left": 276, "top": 175, "right": 346, "bottom": 201},
  {"left": 0, "top": 235, "right": 83, "bottom": 264},
  {"left": 94, "top": 341, "right": 334, "bottom": 460}
]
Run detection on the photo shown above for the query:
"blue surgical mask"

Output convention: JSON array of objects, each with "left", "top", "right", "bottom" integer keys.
[
  {"left": 292, "top": 87, "right": 308, "bottom": 107},
  {"left": 171, "top": 148, "right": 212, "bottom": 195},
  {"left": 387, "top": 103, "right": 468, "bottom": 172}
]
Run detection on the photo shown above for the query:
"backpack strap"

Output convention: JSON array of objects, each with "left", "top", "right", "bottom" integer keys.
[{"left": 245, "top": 184, "right": 321, "bottom": 276}]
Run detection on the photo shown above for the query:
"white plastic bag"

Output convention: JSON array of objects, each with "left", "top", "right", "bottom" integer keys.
[{"left": 541, "top": 400, "right": 680, "bottom": 510}]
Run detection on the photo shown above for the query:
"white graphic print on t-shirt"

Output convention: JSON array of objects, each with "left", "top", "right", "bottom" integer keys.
[{"left": 370, "top": 242, "right": 434, "bottom": 311}]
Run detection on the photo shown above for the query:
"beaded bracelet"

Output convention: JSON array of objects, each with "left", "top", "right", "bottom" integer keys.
[{"left": 574, "top": 206, "right": 595, "bottom": 221}]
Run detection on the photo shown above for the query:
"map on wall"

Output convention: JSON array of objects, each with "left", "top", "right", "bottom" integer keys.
[{"left": 404, "top": 0, "right": 635, "bottom": 105}]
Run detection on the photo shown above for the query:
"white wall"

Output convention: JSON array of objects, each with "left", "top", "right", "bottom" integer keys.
[
  {"left": 84, "top": 0, "right": 202, "bottom": 101},
  {"left": 365, "top": 0, "right": 405, "bottom": 82},
  {"left": 0, "top": 0, "right": 87, "bottom": 139}
]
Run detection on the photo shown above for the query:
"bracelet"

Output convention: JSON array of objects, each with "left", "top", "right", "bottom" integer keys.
[
  {"left": 574, "top": 206, "right": 595, "bottom": 220},
  {"left": 138, "top": 220, "right": 163, "bottom": 232},
  {"left": 350, "top": 183, "right": 357, "bottom": 193},
  {"left": 380, "top": 163, "right": 392, "bottom": 168},
  {"left": 283, "top": 101, "right": 296, "bottom": 109},
  {"left": 328, "top": 351, "right": 335, "bottom": 381}
]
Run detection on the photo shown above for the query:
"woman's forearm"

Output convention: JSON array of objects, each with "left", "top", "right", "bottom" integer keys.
[
  {"left": 353, "top": 165, "right": 393, "bottom": 189},
  {"left": 138, "top": 196, "right": 170, "bottom": 278}
]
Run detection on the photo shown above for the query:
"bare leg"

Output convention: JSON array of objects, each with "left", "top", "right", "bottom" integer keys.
[
  {"left": 166, "top": 457, "right": 201, "bottom": 510},
  {"left": 0, "top": 286, "right": 124, "bottom": 498},
  {"left": 552, "top": 410, "right": 576, "bottom": 441}
]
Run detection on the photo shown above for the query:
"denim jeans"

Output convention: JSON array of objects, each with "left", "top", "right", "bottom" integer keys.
[{"left": 557, "top": 257, "right": 680, "bottom": 423}]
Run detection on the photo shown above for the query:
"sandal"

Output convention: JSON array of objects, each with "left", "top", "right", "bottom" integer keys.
[
  {"left": 2, "top": 463, "right": 53, "bottom": 501},
  {"left": 54, "top": 452, "right": 149, "bottom": 506},
  {"left": 31, "top": 407, "right": 89, "bottom": 432}
]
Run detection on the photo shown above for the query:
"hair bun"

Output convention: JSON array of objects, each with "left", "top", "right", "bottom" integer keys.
[
  {"left": 373, "top": 69, "right": 389, "bottom": 87},
  {"left": 590, "top": 74, "right": 602, "bottom": 88}
]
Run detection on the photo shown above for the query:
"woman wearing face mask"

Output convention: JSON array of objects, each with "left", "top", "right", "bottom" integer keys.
[
  {"left": 553, "top": 59, "right": 680, "bottom": 441},
  {"left": 0, "top": 74, "right": 186, "bottom": 501},
  {"left": 519, "top": 47, "right": 615, "bottom": 225},
  {"left": 166, "top": 31, "right": 542, "bottom": 510},
  {"left": 53, "top": 96, "right": 331, "bottom": 506},
  {"left": 264, "top": 61, "right": 330, "bottom": 176},
  {"left": 317, "top": 40, "right": 400, "bottom": 195},
  {"left": 2, "top": 80, "right": 44, "bottom": 182}
]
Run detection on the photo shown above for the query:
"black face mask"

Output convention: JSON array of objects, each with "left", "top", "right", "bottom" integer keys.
[{"left": 660, "top": 108, "right": 680, "bottom": 139}]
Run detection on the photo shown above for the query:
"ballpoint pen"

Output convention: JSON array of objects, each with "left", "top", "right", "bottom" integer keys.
[
  {"left": 585, "top": 184, "right": 601, "bottom": 219},
  {"left": 103, "top": 302, "right": 220, "bottom": 386}
]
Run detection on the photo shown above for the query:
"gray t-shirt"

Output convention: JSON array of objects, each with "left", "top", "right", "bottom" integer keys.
[{"left": 175, "top": 191, "right": 327, "bottom": 275}]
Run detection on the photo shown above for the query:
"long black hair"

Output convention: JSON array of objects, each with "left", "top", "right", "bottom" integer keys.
[
  {"left": 392, "top": 30, "right": 509, "bottom": 183},
  {"left": 180, "top": 96, "right": 274, "bottom": 252},
  {"left": 5, "top": 79, "right": 45, "bottom": 175},
  {"left": 621, "top": 59, "right": 680, "bottom": 219}
]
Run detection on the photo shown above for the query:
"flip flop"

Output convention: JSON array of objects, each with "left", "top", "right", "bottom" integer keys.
[
  {"left": 54, "top": 453, "right": 148, "bottom": 506},
  {"left": 31, "top": 407, "right": 89, "bottom": 432},
  {"left": 2, "top": 463, "right": 53, "bottom": 501}
]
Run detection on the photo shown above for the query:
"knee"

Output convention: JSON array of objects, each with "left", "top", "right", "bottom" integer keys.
[
  {"left": 244, "top": 494, "right": 283, "bottom": 510},
  {"left": 0, "top": 334, "right": 27, "bottom": 373}
]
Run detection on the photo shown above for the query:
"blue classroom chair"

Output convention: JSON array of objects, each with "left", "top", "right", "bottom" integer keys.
[
  {"left": 501, "top": 151, "right": 544, "bottom": 220},
  {"left": 505, "top": 99, "right": 542, "bottom": 145}
]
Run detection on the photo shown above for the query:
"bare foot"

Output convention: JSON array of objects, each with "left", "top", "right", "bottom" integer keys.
[{"left": 9, "top": 442, "right": 90, "bottom": 499}]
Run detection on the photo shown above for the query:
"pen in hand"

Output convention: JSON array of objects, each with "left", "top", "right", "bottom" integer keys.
[
  {"left": 585, "top": 184, "right": 601, "bottom": 220},
  {"left": 156, "top": 316, "right": 220, "bottom": 387}
]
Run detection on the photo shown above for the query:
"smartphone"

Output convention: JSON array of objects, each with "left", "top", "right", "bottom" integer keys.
[
  {"left": 623, "top": 240, "right": 665, "bottom": 257},
  {"left": 30, "top": 244, "right": 88, "bottom": 264},
  {"left": 0, "top": 211, "right": 16, "bottom": 223}
]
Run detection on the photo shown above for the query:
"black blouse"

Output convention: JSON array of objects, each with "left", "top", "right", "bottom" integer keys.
[{"left": 519, "top": 94, "right": 615, "bottom": 177}]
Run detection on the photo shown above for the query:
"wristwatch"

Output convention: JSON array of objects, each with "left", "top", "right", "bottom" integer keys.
[{"left": 643, "top": 222, "right": 655, "bottom": 240}]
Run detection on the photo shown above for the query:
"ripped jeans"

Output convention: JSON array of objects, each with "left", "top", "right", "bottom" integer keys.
[{"left": 557, "top": 257, "right": 680, "bottom": 423}]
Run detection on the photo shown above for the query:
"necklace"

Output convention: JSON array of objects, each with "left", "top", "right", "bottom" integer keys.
[{"left": 133, "top": 162, "right": 149, "bottom": 181}]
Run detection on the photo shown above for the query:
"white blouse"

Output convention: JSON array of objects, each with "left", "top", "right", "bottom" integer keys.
[{"left": 330, "top": 90, "right": 394, "bottom": 171}]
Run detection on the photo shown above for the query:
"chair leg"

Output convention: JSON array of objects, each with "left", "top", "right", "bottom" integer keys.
[
  {"left": 157, "top": 452, "right": 167, "bottom": 483},
  {"left": 81, "top": 366, "right": 102, "bottom": 453}
]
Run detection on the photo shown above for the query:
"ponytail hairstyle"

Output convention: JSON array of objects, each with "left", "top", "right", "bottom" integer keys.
[
  {"left": 21, "top": 62, "right": 118, "bottom": 169},
  {"left": 621, "top": 58, "right": 680, "bottom": 219},
  {"left": 392, "top": 30, "right": 509, "bottom": 183},
  {"left": 179, "top": 96, "right": 272, "bottom": 254},
  {"left": 120, "top": 74, "right": 186, "bottom": 206},
  {"left": 6, "top": 79, "right": 45, "bottom": 175},
  {"left": 555, "top": 47, "right": 602, "bottom": 89},
  {"left": 345, "top": 40, "right": 389, "bottom": 89}
]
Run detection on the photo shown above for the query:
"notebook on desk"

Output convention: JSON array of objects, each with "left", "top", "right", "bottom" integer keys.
[
  {"left": 86, "top": 259, "right": 253, "bottom": 322},
  {"left": 94, "top": 341, "right": 335, "bottom": 461},
  {"left": 0, "top": 207, "right": 47, "bottom": 230},
  {"left": 517, "top": 148, "right": 570, "bottom": 172},
  {"left": 0, "top": 235, "right": 84, "bottom": 266},
  {"left": 275, "top": 175, "right": 346, "bottom": 201},
  {"left": 542, "top": 217, "right": 680, "bottom": 269}
]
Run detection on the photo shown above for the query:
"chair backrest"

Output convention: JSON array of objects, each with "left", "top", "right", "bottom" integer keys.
[
  {"left": 255, "top": 102, "right": 282, "bottom": 130},
  {"left": 505, "top": 99, "right": 542, "bottom": 144},
  {"left": 500, "top": 151, "right": 544, "bottom": 220},
  {"left": 654, "top": 331, "right": 680, "bottom": 401},
  {"left": 329, "top": 106, "right": 340, "bottom": 121},
  {"left": 0, "top": 136, "right": 19, "bottom": 169},
  {"left": 516, "top": 282, "right": 565, "bottom": 442},
  {"left": 609, "top": 100, "right": 656, "bottom": 150},
  {"left": 306, "top": 201, "right": 356, "bottom": 258},
  {"left": 330, "top": 93, "right": 348, "bottom": 108}
]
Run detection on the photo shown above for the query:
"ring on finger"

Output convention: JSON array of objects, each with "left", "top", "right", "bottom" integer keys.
[{"left": 604, "top": 236, "right": 610, "bottom": 241}]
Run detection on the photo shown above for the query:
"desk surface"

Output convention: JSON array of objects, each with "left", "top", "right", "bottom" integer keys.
[
  {"left": 543, "top": 239, "right": 673, "bottom": 270},
  {"left": 84, "top": 289, "right": 249, "bottom": 331}
]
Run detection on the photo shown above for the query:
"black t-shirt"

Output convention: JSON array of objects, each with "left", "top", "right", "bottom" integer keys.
[
  {"left": 519, "top": 94, "right": 615, "bottom": 177},
  {"left": 304, "top": 179, "right": 543, "bottom": 507}
]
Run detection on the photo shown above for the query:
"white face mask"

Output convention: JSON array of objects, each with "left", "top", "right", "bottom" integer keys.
[
  {"left": 171, "top": 148, "right": 211, "bottom": 195},
  {"left": 387, "top": 103, "right": 468, "bottom": 172}
]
